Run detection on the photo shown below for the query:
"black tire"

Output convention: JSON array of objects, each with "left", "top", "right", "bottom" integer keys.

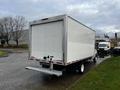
[{"left": 93, "top": 56, "right": 98, "bottom": 63}]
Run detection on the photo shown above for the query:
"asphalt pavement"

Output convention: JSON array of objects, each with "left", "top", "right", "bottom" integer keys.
[{"left": 0, "top": 50, "right": 109, "bottom": 90}]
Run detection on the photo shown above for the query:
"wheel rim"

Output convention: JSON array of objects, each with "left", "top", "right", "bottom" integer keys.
[
  {"left": 95, "top": 57, "right": 98, "bottom": 61},
  {"left": 81, "top": 64, "right": 84, "bottom": 72}
]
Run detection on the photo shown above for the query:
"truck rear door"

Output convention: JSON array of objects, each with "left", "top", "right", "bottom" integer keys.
[{"left": 30, "top": 21, "right": 64, "bottom": 61}]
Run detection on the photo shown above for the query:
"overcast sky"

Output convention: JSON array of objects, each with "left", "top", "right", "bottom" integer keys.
[{"left": 0, "top": 0, "right": 120, "bottom": 34}]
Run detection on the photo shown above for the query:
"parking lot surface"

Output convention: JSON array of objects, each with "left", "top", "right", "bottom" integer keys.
[{"left": 0, "top": 51, "right": 106, "bottom": 90}]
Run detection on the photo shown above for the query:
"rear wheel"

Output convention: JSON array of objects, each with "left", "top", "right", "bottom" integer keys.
[
  {"left": 93, "top": 56, "right": 97, "bottom": 63},
  {"left": 79, "top": 63, "right": 85, "bottom": 73}
]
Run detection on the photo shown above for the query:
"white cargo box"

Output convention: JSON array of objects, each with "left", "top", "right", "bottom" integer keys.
[{"left": 29, "top": 15, "right": 95, "bottom": 66}]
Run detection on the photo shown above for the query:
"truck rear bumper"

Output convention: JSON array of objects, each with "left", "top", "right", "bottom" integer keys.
[{"left": 25, "top": 66, "right": 62, "bottom": 76}]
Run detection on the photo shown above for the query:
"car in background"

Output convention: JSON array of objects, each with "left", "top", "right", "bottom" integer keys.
[{"left": 111, "top": 46, "right": 120, "bottom": 56}]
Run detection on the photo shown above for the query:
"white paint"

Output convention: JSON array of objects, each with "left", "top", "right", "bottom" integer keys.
[
  {"left": 31, "top": 21, "right": 63, "bottom": 60},
  {"left": 67, "top": 17, "right": 95, "bottom": 63},
  {"left": 30, "top": 15, "right": 96, "bottom": 65},
  {"left": 98, "top": 42, "right": 111, "bottom": 50}
]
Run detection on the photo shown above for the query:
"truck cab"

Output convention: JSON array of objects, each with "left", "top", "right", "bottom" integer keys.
[
  {"left": 98, "top": 42, "right": 111, "bottom": 57},
  {"left": 98, "top": 42, "right": 110, "bottom": 51}
]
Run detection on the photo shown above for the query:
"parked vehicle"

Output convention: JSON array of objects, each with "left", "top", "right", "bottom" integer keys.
[
  {"left": 111, "top": 47, "right": 120, "bottom": 56},
  {"left": 98, "top": 42, "right": 111, "bottom": 50},
  {"left": 98, "top": 42, "right": 111, "bottom": 57},
  {"left": 26, "top": 15, "right": 97, "bottom": 76}
]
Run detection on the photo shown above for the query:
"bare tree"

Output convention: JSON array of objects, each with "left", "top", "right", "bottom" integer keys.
[
  {"left": 0, "top": 16, "right": 26, "bottom": 47},
  {"left": 0, "top": 19, "right": 5, "bottom": 47},
  {"left": 0, "top": 17, "right": 14, "bottom": 45},
  {"left": 0, "top": 19, "right": 4, "bottom": 39},
  {"left": 12, "top": 16, "right": 26, "bottom": 46}
]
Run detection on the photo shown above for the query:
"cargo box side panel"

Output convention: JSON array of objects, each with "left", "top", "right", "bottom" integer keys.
[
  {"left": 31, "top": 21, "right": 63, "bottom": 60},
  {"left": 67, "top": 17, "right": 95, "bottom": 63}
]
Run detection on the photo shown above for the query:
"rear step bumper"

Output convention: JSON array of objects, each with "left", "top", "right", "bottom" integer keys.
[{"left": 25, "top": 66, "right": 62, "bottom": 76}]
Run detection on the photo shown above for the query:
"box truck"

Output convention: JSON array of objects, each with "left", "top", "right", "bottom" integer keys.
[{"left": 26, "top": 15, "right": 97, "bottom": 76}]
